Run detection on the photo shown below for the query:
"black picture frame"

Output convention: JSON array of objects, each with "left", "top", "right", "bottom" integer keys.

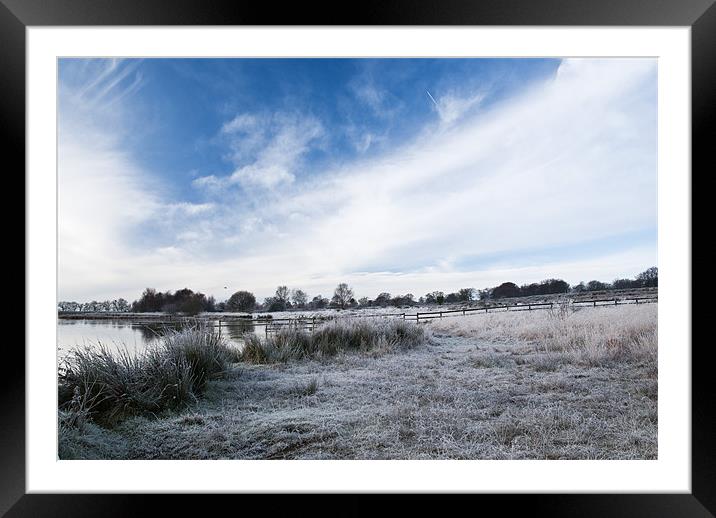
[{"left": 6, "top": 0, "right": 712, "bottom": 514}]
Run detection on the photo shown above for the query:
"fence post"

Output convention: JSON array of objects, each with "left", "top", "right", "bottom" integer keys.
[
  {"left": 402, "top": 313, "right": 405, "bottom": 320},
  {"left": 615, "top": 299, "right": 618, "bottom": 306},
  {"left": 528, "top": 305, "right": 531, "bottom": 311},
  {"left": 593, "top": 301, "right": 596, "bottom": 307},
  {"left": 416, "top": 312, "right": 420, "bottom": 322},
  {"left": 439, "top": 311, "right": 443, "bottom": 318}
]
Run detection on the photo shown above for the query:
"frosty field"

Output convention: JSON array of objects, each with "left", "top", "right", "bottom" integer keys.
[{"left": 58, "top": 303, "right": 657, "bottom": 460}]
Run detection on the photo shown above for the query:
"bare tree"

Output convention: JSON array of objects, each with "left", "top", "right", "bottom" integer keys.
[
  {"left": 275, "top": 286, "right": 291, "bottom": 308},
  {"left": 332, "top": 283, "right": 354, "bottom": 309},
  {"left": 291, "top": 289, "right": 308, "bottom": 308}
]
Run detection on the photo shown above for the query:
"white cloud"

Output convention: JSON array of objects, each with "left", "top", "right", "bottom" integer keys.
[
  {"left": 229, "top": 164, "right": 294, "bottom": 189},
  {"left": 167, "top": 202, "right": 215, "bottom": 215},
  {"left": 58, "top": 123, "right": 162, "bottom": 300},
  {"left": 349, "top": 71, "right": 403, "bottom": 120},
  {"left": 221, "top": 113, "right": 259, "bottom": 134},
  {"left": 195, "top": 111, "right": 323, "bottom": 192},
  {"left": 343, "top": 122, "right": 388, "bottom": 154},
  {"left": 434, "top": 91, "right": 486, "bottom": 126},
  {"left": 352, "top": 81, "right": 384, "bottom": 113}
]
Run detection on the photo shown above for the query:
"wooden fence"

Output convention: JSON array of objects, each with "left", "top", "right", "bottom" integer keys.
[
  {"left": 218, "top": 295, "right": 659, "bottom": 332},
  {"left": 407, "top": 296, "right": 657, "bottom": 322}
]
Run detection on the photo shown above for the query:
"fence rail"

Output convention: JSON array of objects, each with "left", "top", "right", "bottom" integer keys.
[
  {"left": 407, "top": 297, "right": 657, "bottom": 321},
  {"left": 227, "top": 296, "right": 659, "bottom": 330}
]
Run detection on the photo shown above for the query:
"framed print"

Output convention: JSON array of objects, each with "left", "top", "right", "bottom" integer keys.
[{"left": 6, "top": 0, "right": 713, "bottom": 514}]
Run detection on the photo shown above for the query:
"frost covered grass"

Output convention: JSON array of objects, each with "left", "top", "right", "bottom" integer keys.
[
  {"left": 58, "top": 326, "right": 240, "bottom": 428},
  {"left": 59, "top": 306, "right": 656, "bottom": 460},
  {"left": 429, "top": 304, "right": 657, "bottom": 367},
  {"left": 241, "top": 318, "right": 427, "bottom": 363}
]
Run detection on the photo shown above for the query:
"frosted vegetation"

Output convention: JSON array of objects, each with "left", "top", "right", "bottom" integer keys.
[
  {"left": 58, "top": 326, "right": 241, "bottom": 426},
  {"left": 59, "top": 304, "right": 657, "bottom": 460},
  {"left": 429, "top": 303, "right": 657, "bottom": 366},
  {"left": 240, "top": 318, "right": 426, "bottom": 363}
]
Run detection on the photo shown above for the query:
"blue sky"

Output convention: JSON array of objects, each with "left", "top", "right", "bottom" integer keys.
[{"left": 58, "top": 58, "right": 657, "bottom": 302}]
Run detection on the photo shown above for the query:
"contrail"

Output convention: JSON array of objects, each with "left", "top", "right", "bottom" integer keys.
[{"left": 426, "top": 90, "right": 438, "bottom": 107}]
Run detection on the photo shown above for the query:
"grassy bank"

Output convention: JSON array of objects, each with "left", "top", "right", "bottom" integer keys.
[{"left": 58, "top": 318, "right": 427, "bottom": 458}]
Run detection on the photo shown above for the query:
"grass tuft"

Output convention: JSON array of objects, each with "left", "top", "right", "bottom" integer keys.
[{"left": 287, "top": 377, "right": 320, "bottom": 396}]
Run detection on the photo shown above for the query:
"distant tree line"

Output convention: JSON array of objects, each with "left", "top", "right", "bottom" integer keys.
[
  {"left": 58, "top": 299, "right": 131, "bottom": 313},
  {"left": 58, "top": 267, "right": 657, "bottom": 314},
  {"left": 481, "top": 278, "right": 571, "bottom": 300},
  {"left": 480, "top": 267, "right": 657, "bottom": 301}
]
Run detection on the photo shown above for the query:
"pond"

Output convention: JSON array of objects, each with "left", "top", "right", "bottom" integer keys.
[{"left": 57, "top": 319, "right": 262, "bottom": 360}]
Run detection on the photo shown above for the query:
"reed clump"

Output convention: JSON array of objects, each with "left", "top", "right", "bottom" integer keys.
[
  {"left": 58, "top": 325, "right": 240, "bottom": 426},
  {"left": 240, "top": 318, "right": 427, "bottom": 364}
]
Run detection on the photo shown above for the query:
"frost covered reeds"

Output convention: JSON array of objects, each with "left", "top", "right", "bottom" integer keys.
[
  {"left": 58, "top": 325, "right": 240, "bottom": 426},
  {"left": 241, "top": 317, "right": 427, "bottom": 363}
]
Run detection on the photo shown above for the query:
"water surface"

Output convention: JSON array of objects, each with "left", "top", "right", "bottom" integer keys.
[{"left": 57, "top": 319, "right": 260, "bottom": 360}]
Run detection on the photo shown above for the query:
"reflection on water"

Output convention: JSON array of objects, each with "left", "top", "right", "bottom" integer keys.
[
  {"left": 57, "top": 319, "right": 261, "bottom": 360},
  {"left": 135, "top": 322, "right": 184, "bottom": 341},
  {"left": 221, "top": 320, "right": 255, "bottom": 342}
]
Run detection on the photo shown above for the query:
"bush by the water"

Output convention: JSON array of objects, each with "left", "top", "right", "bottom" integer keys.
[
  {"left": 58, "top": 326, "right": 239, "bottom": 426},
  {"left": 241, "top": 318, "right": 427, "bottom": 363}
]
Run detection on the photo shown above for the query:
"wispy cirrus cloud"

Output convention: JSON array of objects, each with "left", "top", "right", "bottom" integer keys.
[
  {"left": 59, "top": 59, "right": 221, "bottom": 299},
  {"left": 349, "top": 75, "right": 403, "bottom": 120}
]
